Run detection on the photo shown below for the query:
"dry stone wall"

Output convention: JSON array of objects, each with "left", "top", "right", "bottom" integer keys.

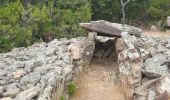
[
  {"left": 0, "top": 37, "right": 85, "bottom": 100},
  {"left": 117, "top": 32, "right": 170, "bottom": 100}
]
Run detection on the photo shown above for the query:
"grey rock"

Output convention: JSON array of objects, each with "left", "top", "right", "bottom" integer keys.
[
  {"left": 0, "top": 80, "right": 8, "bottom": 86},
  {"left": 88, "top": 32, "right": 97, "bottom": 41},
  {"left": 38, "top": 85, "right": 52, "bottom": 100},
  {"left": 143, "top": 54, "right": 167, "bottom": 67},
  {"left": 142, "top": 54, "right": 169, "bottom": 77},
  {"left": 155, "top": 75, "right": 170, "bottom": 96},
  {"left": 3, "top": 83, "right": 20, "bottom": 97},
  {"left": 24, "top": 60, "right": 35, "bottom": 72},
  {"left": 62, "top": 66, "right": 73, "bottom": 80},
  {"left": 63, "top": 54, "right": 72, "bottom": 64},
  {"left": 44, "top": 48, "right": 56, "bottom": 56},
  {"left": 145, "top": 36, "right": 157, "bottom": 47},
  {"left": 48, "top": 39, "right": 61, "bottom": 46},
  {"left": 46, "top": 56, "right": 58, "bottom": 64},
  {"left": 34, "top": 58, "right": 46, "bottom": 67},
  {"left": 147, "top": 90, "right": 157, "bottom": 100},
  {"left": 13, "top": 69, "right": 26, "bottom": 79},
  {"left": 15, "top": 87, "right": 39, "bottom": 100},
  {"left": 148, "top": 47, "right": 157, "bottom": 56},
  {"left": 11, "top": 61, "right": 24, "bottom": 69},
  {"left": 0, "top": 86, "right": 5, "bottom": 96},
  {"left": 20, "top": 72, "right": 41, "bottom": 86},
  {"left": 156, "top": 44, "right": 167, "bottom": 52},
  {"left": 34, "top": 65, "right": 62, "bottom": 75},
  {"left": 1, "top": 97, "right": 13, "bottom": 100},
  {"left": 80, "top": 20, "right": 142, "bottom": 37},
  {"left": 0, "top": 70, "right": 7, "bottom": 77},
  {"left": 142, "top": 65, "right": 169, "bottom": 78}
]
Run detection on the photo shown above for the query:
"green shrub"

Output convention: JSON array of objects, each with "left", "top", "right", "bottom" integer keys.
[
  {"left": 67, "top": 82, "right": 77, "bottom": 96},
  {"left": 0, "top": 0, "right": 92, "bottom": 53},
  {"left": 60, "top": 96, "right": 65, "bottom": 100}
]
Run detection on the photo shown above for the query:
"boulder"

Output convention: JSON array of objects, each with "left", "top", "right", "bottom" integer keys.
[
  {"left": 155, "top": 75, "right": 170, "bottom": 96},
  {"left": 80, "top": 20, "right": 142, "bottom": 37},
  {"left": 3, "top": 83, "right": 20, "bottom": 97},
  {"left": 15, "top": 87, "right": 39, "bottom": 100},
  {"left": 142, "top": 54, "right": 169, "bottom": 78}
]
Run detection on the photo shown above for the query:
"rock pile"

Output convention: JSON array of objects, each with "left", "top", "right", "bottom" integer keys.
[
  {"left": 80, "top": 20, "right": 170, "bottom": 99},
  {"left": 0, "top": 37, "right": 85, "bottom": 100},
  {"left": 115, "top": 31, "right": 170, "bottom": 100},
  {"left": 135, "top": 36, "right": 170, "bottom": 99}
]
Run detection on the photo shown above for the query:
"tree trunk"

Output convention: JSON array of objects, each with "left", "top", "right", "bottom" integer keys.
[
  {"left": 120, "top": 0, "right": 130, "bottom": 24},
  {"left": 122, "top": 5, "right": 125, "bottom": 24}
]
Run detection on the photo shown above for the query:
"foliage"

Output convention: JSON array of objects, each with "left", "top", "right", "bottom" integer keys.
[
  {"left": 60, "top": 96, "right": 65, "bottom": 100},
  {"left": 67, "top": 82, "right": 77, "bottom": 96},
  {"left": 125, "top": 0, "right": 170, "bottom": 27},
  {"left": 0, "top": 0, "right": 91, "bottom": 52},
  {"left": 91, "top": 0, "right": 121, "bottom": 22},
  {"left": 147, "top": 0, "right": 170, "bottom": 28},
  {"left": 0, "top": 0, "right": 169, "bottom": 52}
]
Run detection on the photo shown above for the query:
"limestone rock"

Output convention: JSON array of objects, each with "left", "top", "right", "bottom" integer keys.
[
  {"left": 155, "top": 75, "right": 170, "bottom": 96},
  {"left": 82, "top": 39, "right": 95, "bottom": 65},
  {"left": 15, "top": 87, "right": 39, "bottom": 100},
  {"left": 3, "top": 83, "right": 20, "bottom": 97},
  {"left": 20, "top": 72, "right": 41, "bottom": 86},
  {"left": 13, "top": 69, "right": 26, "bottom": 79},
  {"left": 142, "top": 54, "right": 169, "bottom": 78},
  {"left": 68, "top": 44, "right": 81, "bottom": 60},
  {"left": 88, "top": 32, "right": 97, "bottom": 41},
  {"left": 1, "top": 97, "right": 13, "bottom": 100},
  {"left": 80, "top": 20, "right": 142, "bottom": 37}
]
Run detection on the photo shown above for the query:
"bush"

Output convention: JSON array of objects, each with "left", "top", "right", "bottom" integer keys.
[
  {"left": 67, "top": 82, "right": 77, "bottom": 96},
  {"left": 0, "top": 0, "right": 92, "bottom": 53}
]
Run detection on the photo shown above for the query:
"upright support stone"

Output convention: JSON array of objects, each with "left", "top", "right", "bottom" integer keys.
[
  {"left": 82, "top": 32, "right": 96, "bottom": 66},
  {"left": 117, "top": 32, "right": 143, "bottom": 99}
]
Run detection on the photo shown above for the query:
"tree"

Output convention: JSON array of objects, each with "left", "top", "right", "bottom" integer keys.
[{"left": 120, "top": 0, "right": 130, "bottom": 24}]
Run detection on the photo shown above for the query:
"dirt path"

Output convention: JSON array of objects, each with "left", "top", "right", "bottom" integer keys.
[
  {"left": 70, "top": 58, "right": 125, "bottom": 100},
  {"left": 143, "top": 31, "right": 170, "bottom": 37}
]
